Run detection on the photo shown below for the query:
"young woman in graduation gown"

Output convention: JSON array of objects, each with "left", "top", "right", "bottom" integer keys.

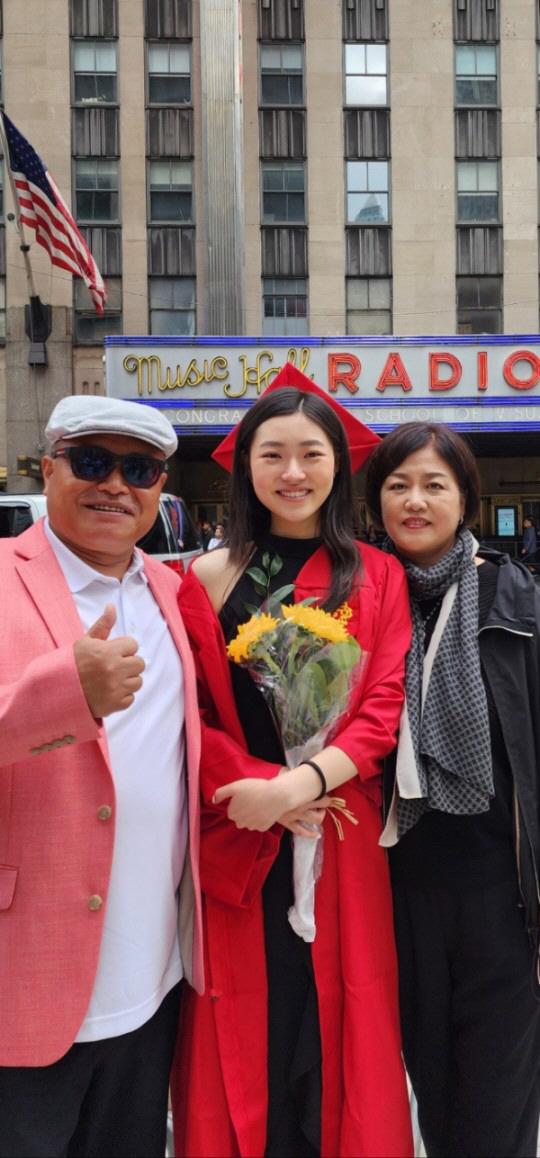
[{"left": 171, "top": 365, "right": 414, "bottom": 1158}]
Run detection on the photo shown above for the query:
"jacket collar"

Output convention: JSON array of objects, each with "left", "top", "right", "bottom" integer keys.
[
  {"left": 13, "top": 520, "right": 85, "bottom": 648},
  {"left": 13, "top": 517, "right": 52, "bottom": 562}
]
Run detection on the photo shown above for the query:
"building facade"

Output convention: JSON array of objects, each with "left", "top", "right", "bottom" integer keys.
[{"left": 1, "top": 0, "right": 540, "bottom": 545}]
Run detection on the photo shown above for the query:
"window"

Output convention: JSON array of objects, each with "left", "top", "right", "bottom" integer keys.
[
  {"left": 455, "top": 45, "right": 497, "bottom": 107},
  {"left": 148, "top": 161, "right": 192, "bottom": 222},
  {"left": 0, "top": 279, "right": 5, "bottom": 341},
  {"left": 0, "top": 502, "right": 39, "bottom": 533},
  {"left": 457, "top": 161, "right": 499, "bottom": 223},
  {"left": 147, "top": 42, "right": 191, "bottom": 104},
  {"left": 262, "top": 278, "right": 308, "bottom": 336},
  {"left": 344, "top": 44, "right": 387, "bottom": 107},
  {"left": 346, "top": 161, "right": 389, "bottom": 223},
  {"left": 75, "top": 159, "right": 119, "bottom": 222},
  {"left": 261, "top": 162, "right": 305, "bottom": 223},
  {"left": 456, "top": 276, "right": 502, "bottom": 334},
  {"left": 74, "top": 277, "right": 122, "bottom": 343},
  {"left": 73, "top": 40, "right": 117, "bottom": 104},
  {"left": 346, "top": 278, "right": 391, "bottom": 335},
  {"left": 260, "top": 44, "right": 303, "bottom": 105},
  {"left": 0, "top": 163, "right": 3, "bottom": 219},
  {"left": 149, "top": 277, "right": 195, "bottom": 335}
]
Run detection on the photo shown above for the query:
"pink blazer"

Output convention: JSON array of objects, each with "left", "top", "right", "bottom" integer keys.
[{"left": 0, "top": 519, "right": 203, "bottom": 1067}]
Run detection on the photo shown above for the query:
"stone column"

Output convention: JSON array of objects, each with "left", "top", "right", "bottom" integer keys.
[
  {"left": 199, "top": 0, "right": 245, "bottom": 333},
  {"left": 241, "top": 0, "right": 262, "bottom": 336},
  {"left": 305, "top": 0, "right": 345, "bottom": 336},
  {"left": 390, "top": 0, "right": 456, "bottom": 335},
  {"left": 500, "top": 0, "right": 539, "bottom": 334},
  {"left": 118, "top": 0, "right": 147, "bottom": 336}
]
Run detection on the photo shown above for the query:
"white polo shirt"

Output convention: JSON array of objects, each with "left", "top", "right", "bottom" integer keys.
[{"left": 45, "top": 520, "right": 188, "bottom": 1041}]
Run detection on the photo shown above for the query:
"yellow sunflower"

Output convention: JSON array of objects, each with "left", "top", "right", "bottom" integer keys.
[
  {"left": 281, "top": 603, "right": 349, "bottom": 642},
  {"left": 227, "top": 612, "right": 279, "bottom": 663}
]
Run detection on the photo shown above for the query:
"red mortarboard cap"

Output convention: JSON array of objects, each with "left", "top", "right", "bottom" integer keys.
[{"left": 212, "top": 362, "right": 381, "bottom": 473}]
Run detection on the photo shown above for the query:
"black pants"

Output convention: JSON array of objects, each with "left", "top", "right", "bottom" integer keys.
[
  {"left": 0, "top": 982, "right": 182, "bottom": 1158},
  {"left": 391, "top": 874, "right": 540, "bottom": 1158},
  {"left": 263, "top": 837, "right": 321, "bottom": 1158}
]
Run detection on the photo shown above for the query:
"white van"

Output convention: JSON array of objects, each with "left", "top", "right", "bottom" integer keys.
[{"left": 0, "top": 492, "right": 202, "bottom": 575}]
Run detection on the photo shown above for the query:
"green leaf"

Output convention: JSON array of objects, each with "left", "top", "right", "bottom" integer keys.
[
  {"left": 266, "top": 583, "right": 295, "bottom": 610},
  {"left": 268, "top": 554, "right": 283, "bottom": 577},
  {"left": 242, "top": 602, "right": 260, "bottom": 616},
  {"left": 289, "top": 664, "right": 327, "bottom": 732},
  {"left": 308, "top": 662, "right": 327, "bottom": 701},
  {"left": 286, "top": 633, "right": 305, "bottom": 678},
  {"left": 246, "top": 566, "right": 268, "bottom": 588},
  {"left": 262, "top": 552, "right": 271, "bottom": 570},
  {"left": 321, "top": 639, "right": 362, "bottom": 675},
  {"left": 325, "top": 670, "right": 350, "bottom": 706}
]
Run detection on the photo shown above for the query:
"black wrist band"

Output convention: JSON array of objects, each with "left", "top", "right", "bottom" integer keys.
[{"left": 300, "top": 759, "right": 327, "bottom": 801}]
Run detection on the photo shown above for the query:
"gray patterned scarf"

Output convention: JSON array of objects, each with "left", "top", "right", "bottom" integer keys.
[{"left": 381, "top": 530, "right": 493, "bottom": 844}]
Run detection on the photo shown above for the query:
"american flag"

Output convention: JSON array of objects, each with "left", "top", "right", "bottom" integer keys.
[{"left": 1, "top": 112, "right": 107, "bottom": 314}]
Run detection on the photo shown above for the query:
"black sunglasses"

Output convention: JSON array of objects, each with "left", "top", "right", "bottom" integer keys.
[{"left": 52, "top": 446, "right": 168, "bottom": 489}]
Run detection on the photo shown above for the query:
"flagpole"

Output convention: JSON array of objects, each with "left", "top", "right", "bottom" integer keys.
[{"left": 0, "top": 111, "right": 38, "bottom": 299}]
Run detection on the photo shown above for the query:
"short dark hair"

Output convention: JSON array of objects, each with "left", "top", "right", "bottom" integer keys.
[
  {"left": 225, "top": 386, "right": 361, "bottom": 610},
  {"left": 365, "top": 422, "right": 480, "bottom": 529}
]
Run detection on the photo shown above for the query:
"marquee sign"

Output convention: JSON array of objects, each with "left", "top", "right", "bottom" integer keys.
[{"left": 103, "top": 336, "right": 540, "bottom": 433}]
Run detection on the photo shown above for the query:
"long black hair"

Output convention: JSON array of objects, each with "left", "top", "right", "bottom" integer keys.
[{"left": 224, "top": 387, "right": 361, "bottom": 610}]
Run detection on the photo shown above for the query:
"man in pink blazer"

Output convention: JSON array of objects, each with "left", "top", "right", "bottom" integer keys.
[{"left": 0, "top": 395, "right": 203, "bottom": 1158}]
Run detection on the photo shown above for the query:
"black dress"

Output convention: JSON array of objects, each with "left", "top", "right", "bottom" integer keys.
[{"left": 219, "top": 531, "right": 322, "bottom": 1158}]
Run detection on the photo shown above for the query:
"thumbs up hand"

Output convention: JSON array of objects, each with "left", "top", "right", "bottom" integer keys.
[
  {"left": 86, "top": 603, "right": 117, "bottom": 642},
  {"left": 73, "top": 603, "right": 145, "bottom": 719}
]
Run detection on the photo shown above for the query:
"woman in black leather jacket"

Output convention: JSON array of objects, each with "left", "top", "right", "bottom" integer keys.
[{"left": 366, "top": 421, "right": 540, "bottom": 1158}]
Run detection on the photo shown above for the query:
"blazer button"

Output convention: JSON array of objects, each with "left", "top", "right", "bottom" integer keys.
[
  {"left": 88, "top": 895, "right": 103, "bottom": 911},
  {"left": 97, "top": 805, "right": 112, "bottom": 821}
]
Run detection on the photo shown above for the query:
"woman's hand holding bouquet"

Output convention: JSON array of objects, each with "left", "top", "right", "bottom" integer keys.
[
  {"left": 214, "top": 767, "right": 329, "bottom": 837},
  {"left": 214, "top": 601, "right": 367, "bottom": 941}
]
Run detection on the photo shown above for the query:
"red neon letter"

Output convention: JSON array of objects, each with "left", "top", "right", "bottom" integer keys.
[
  {"left": 429, "top": 353, "right": 462, "bottom": 392},
  {"left": 477, "top": 351, "right": 488, "bottom": 391},
  {"left": 503, "top": 350, "right": 540, "bottom": 391},
  {"left": 376, "top": 353, "right": 412, "bottom": 393},
  {"left": 328, "top": 353, "right": 360, "bottom": 395}
]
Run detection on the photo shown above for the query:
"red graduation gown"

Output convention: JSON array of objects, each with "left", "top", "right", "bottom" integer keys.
[{"left": 172, "top": 543, "right": 414, "bottom": 1158}]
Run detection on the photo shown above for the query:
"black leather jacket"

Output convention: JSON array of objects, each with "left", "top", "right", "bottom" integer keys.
[{"left": 478, "top": 549, "right": 540, "bottom": 973}]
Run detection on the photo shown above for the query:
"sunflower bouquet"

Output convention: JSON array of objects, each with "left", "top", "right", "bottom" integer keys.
[{"left": 227, "top": 600, "right": 367, "bottom": 942}]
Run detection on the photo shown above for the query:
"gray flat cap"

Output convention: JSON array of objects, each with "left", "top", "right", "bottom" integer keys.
[{"left": 45, "top": 395, "right": 178, "bottom": 458}]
